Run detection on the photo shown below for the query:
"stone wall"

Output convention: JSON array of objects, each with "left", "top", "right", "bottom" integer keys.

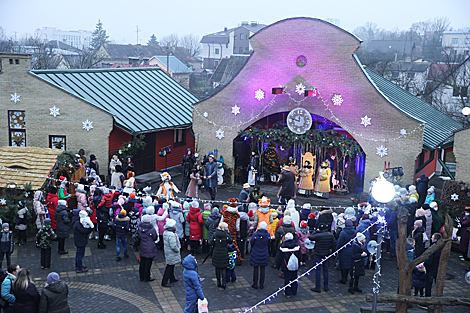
[
  {"left": 192, "top": 18, "right": 423, "bottom": 191},
  {"left": 0, "top": 54, "right": 113, "bottom": 168},
  {"left": 454, "top": 128, "right": 470, "bottom": 182}
]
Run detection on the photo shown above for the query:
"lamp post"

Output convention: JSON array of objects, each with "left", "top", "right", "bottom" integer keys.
[
  {"left": 370, "top": 173, "right": 395, "bottom": 313},
  {"left": 462, "top": 107, "right": 470, "bottom": 127}
]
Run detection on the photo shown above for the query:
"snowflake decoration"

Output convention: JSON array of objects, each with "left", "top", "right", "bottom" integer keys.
[
  {"left": 331, "top": 93, "right": 344, "bottom": 106},
  {"left": 361, "top": 115, "right": 371, "bottom": 127},
  {"left": 49, "top": 106, "right": 60, "bottom": 117},
  {"left": 127, "top": 143, "right": 131, "bottom": 148},
  {"left": 24, "top": 192, "right": 29, "bottom": 197},
  {"left": 231, "top": 105, "right": 240, "bottom": 116},
  {"left": 400, "top": 129, "right": 407, "bottom": 136},
  {"left": 376, "top": 145, "right": 388, "bottom": 158},
  {"left": 451, "top": 193, "right": 459, "bottom": 201},
  {"left": 10, "top": 92, "right": 21, "bottom": 104},
  {"left": 295, "top": 83, "right": 306, "bottom": 95},
  {"left": 254, "top": 89, "right": 265, "bottom": 101},
  {"left": 82, "top": 119, "right": 93, "bottom": 131},
  {"left": 215, "top": 129, "right": 225, "bottom": 140},
  {"left": 118, "top": 150, "right": 122, "bottom": 154},
  {"left": 203, "top": 112, "right": 208, "bottom": 118},
  {"left": 0, "top": 198, "right": 6, "bottom": 205}
]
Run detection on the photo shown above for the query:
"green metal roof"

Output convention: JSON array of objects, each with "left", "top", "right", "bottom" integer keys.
[
  {"left": 31, "top": 67, "right": 198, "bottom": 134},
  {"left": 361, "top": 63, "right": 463, "bottom": 150}
]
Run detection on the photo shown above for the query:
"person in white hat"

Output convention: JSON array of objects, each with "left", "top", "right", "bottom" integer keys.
[
  {"left": 239, "top": 183, "right": 251, "bottom": 211},
  {"left": 162, "top": 219, "right": 181, "bottom": 287},
  {"left": 349, "top": 232, "right": 367, "bottom": 294}
]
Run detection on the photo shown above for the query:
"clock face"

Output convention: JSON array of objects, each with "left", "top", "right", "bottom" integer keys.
[{"left": 287, "top": 108, "right": 312, "bottom": 134}]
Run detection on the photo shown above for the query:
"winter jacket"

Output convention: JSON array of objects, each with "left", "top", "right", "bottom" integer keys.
[
  {"left": 278, "top": 171, "right": 295, "bottom": 198},
  {"left": 307, "top": 217, "right": 316, "bottom": 232},
  {"left": 424, "top": 241, "right": 442, "bottom": 277},
  {"left": 296, "top": 228, "right": 310, "bottom": 254},
  {"left": 115, "top": 216, "right": 130, "bottom": 238},
  {"left": 201, "top": 209, "right": 211, "bottom": 240},
  {"left": 300, "top": 208, "right": 310, "bottom": 221},
  {"left": 0, "top": 231, "right": 14, "bottom": 254},
  {"left": 424, "top": 209, "right": 433, "bottom": 248},
  {"left": 254, "top": 207, "right": 273, "bottom": 236},
  {"left": 46, "top": 193, "right": 59, "bottom": 229},
  {"left": 183, "top": 209, "right": 190, "bottom": 237},
  {"left": 128, "top": 207, "right": 140, "bottom": 235},
  {"left": 275, "top": 223, "right": 298, "bottom": 248},
  {"left": 274, "top": 239, "right": 301, "bottom": 272},
  {"left": 416, "top": 174, "right": 429, "bottom": 207},
  {"left": 309, "top": 229, "right": 337, "bottom": 258},
  {"left": 431, "top": 209, "right": 440, "bottom": 235},
  {"left": 13, "top": 282, "right": 40, "bottom": 313},
  {"left": 75, "top": 190, "right": 88, "bottom": 211},
  {"left": 182, "top": 255, "right": 204, "bottom": 313},
  {"left": 250, "top": 229, "right": 270, "bottom": 267},
  {"left": 205, "top": 213, "right": 221, "bottom": 242},
  {"left": 36, "top": 224, "right": 57, "bottom": 249},
  {"left": 98, "top": 192, "right": 114, "bottom": 208},
  {"left": 356, "top": 219, "right": 371, "bottom": 245},
  {"left": 204, "top": 161, "right": 218, "bottom": 188},
  {"left": 169, "top": 207, "right": 185, "bottom": 239},
  {"left": 287, "top": 207, "right": 301, "bottom": 232},
  {"left": 54, "top": 204, "right": 70, "bottom": 239},
  {"left": 406, "top": 242, "right": 415, "bottom": 261},
  {"left": 156, "top": 207, "right": 168, "bottom": 236},
  {"left": 239, "top": 189, "right": 250, "bottom": 206},
  {"left": 2, "top": 274, "right": 16, "bottom": 306},
  {"left": 38, "top": 281, "right": 70, "bottom": 313},
  {"left": 137, "top": 221, "right": 158, "bottom": 258},
  {"left": 385, "top": 210, "right": 398, "bottom": 231},
  {"left": 187, "top": 206, "right": 203, "bottom": 241},
  {"left": 34, "top": 191, "right": 47, "bottom": 229},
  {"left": 459, "top": 213, "right": 470, "bottom": 254},
  {"left": 16, "top": 208, "right": 28, "bottom": 230},
  {"left": 350, "top": 240, "right": 366, "bottom": 277},
  {"left": 424, "top": 194, "right": 435, "bottom": 205},
  {"left": 237, "top": 211, "right": 249, "bottom": 239},
  {"left": 412, "top": 226, "right": 425, "bottom": 258},
  {"left": 209, "top": 229, "right": 232, "bottom": 268},
  {"left": 163, "top": 227, "right": 181, "bottom": 266},
  {"left": 317, "top": 208, "right": 333, "bottom": 229},
  {"left": 336, "top": 226, "right": 356, "bottom": 269},
  {"left": 73, "top": 220, "right": 89, "bottom": 248},
  {"left": 412, "top": 267, "right": 426, "bottom": 289},
  {"left": 71, "top": 209, "right": 80, "bottom": 227},
  {"left": 111, "top": 172, "right": 124, "bottom": 190}
]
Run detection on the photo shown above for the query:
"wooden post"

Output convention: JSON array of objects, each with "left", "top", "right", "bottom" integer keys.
[{"left": 433, "top": 214, "right": 453, "bottom": 313}]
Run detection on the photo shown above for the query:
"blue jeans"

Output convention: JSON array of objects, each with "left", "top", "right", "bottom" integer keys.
[
  {"left": 390, "top": 229, "right": 398, "bottom": 257},
  {"left": 116, "top": 237, "right": 128, "bottom": 258},
  {"left": 226, "top": 268, "right": 236, "bottom": 282},
  {"left": 76, "top": 246, "right": 86, "bottom": 270},
  {"left": 314, "top": 257, "right": 329, "bottom": 289}
]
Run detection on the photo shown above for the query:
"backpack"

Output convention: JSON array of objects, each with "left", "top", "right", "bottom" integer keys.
[{"left": 286, "top": 252, "right": 299, "bottom": 271}]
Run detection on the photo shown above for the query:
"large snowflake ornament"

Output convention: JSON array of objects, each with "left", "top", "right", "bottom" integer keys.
[
  {"left": 400, "top": 129, "right": 407, "bottom": 136},
  {"left": 215, "top": 129, "right": 225, "bottom": 140},
  {"left": 295, "top": 83, "right": 306, "bottom": 95},
  {"left": 361, "top": 115, "right": 371, "bottom": 127},
  {"left": 49, "top": 106, "right": 60, "bottom": 117},
  {"left": 451, "top": 193, "right": 459, "bottom": 201},
  {"left": 10, "top": 92, "right": 21, "bottom": 104},
  {"left": 376, "top": 145, "right": 388, "bottom": 158},
  {"left": 82, "top": 119, "right": 93, "bottom": 131},
  {"left": 254, "top": 89, "right": 265, "bottom": 101},
  {"left": 203, "top": 112, "right": 208, "bottom": 118},
  {"left": 0, "top": 198, "right": 6, "bottom": 205},
  {"left": 331, "top": 93, "right": 344, "bottom": 106},
  {"left": 231, "top": 105, "right": 240, "bottom": 115}
]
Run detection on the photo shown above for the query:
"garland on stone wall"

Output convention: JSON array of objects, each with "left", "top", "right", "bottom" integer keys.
[{"left": 238, "top": 125, "right": 363, "bottom": 158}]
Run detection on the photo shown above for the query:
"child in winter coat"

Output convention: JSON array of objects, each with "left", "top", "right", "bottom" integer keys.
[
  {"left": 201, "top": 203, "right": 212, "bottom": 253},
  {"left": 129, "top": 204, "right": 141, "bottom": 251},
  {"left": 0, "top": 223, "right": 14, "bottom": 269},
  {"left": 36, "top": 218, "right": 57, "bottom": 269},
  {"left": 412, "top": 263, "right": 426, "bottom": 296},
  {"left": 226, "top": 244, "right": 238, "bottom": 283},
  {"left": 424, "top": 186, "right": 435, "bottom": 205},
  {"left": 183, "top": 201, "right": 191, "bottom": 250},
  {"left": 15, "top": 201, "right": 28, "bottom": 245},
  {"left": 80, "top": 211, "right": 94, "bottom": 229},
  {"left": 187, "top": 201, "right": 203, "bottom": 255},
  {"left": 237, "top": 208, "right": 249, "bottom": 258},
  {"left": 300, "top": 203, "right": 311, "bottom": 221},
  {"left": 204, "top": 208, "right": 221, "bottom": 243},
  {"left": 246, "top": 210, "right": 255, "bottom": 252},
  {"left": 297, "top": 221, "right": 310, "bottom": 266},
  {"left": 182, "top": 255, "right": 205, "bottom": 313},
  {"left": 274, "top": 232, "right": 301, "bottom": 297},
  {"left": 115, "top": 210, "right": 130, "bottom": 261},
  {"left": 169, "top": 200, "right": 185, "bottom": 242},
  {"left": 307, "top": 213, "right": 316, "bottom": 233}
]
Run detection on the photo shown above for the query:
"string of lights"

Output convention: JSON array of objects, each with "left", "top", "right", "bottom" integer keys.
[{"left": 240, "top": 216, "right": 386, "bottom": 313}]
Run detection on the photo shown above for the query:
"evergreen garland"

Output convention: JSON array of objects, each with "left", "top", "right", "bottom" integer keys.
[
  {"left": 0, "top": 182, "right": 32, "bottom": 226},
  {"left": 40, "top": 151, "right": 81, "bottom": 192},
  {"left": 111, "top": 134, "right": 147, "bottom": 162}
]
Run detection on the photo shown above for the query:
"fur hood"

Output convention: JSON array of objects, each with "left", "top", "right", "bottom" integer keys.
[
  {"left": 319, "top": 208, "right": 333, "bottom": 216},
  {"left": 116, "top": 216, "right": 130, "bottom": 222}
]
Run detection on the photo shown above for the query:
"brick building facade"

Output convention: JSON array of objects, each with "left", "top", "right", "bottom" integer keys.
[
  {"left": 193, "top": 18, "right": 427, "bottom": 190},
  {"left": 453, "top": 128, "right": 470, "bottom": 182}
]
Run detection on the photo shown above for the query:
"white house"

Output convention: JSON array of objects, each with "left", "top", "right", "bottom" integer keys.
[
  {"left": 35, "top": 27, "right": 92, "bottom": 50},
  {"left": 442, "top": 29, "right": 470, "bottom": 57}
]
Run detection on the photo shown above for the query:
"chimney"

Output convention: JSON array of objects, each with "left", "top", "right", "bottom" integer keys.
[
  {"left": 241, "top": 21, "right": 249, "bottom": 25},
  {"left": 251, "top": 21, "right": 258, "bottom": 27},
  {"left": 224, "top": 27, "right": 227, "bottom": 32}
]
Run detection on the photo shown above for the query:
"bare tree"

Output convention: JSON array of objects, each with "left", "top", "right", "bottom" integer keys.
[
  {"left": 160, "top": 33, "right": 179, "bottom": 48},
  {"left": 353, "top": 22, "right": 382, "bottom": 45},
  {"left": 180, "top": 34, "right": 202, "bottom": 57},
  {"left": 19, "top": 37, "right": 62, "bottom": 69},
  {"left": 62, "top": 49, "right": 108, "bottom": 69}
]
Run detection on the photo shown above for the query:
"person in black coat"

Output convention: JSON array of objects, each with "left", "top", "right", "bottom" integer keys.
[
  {"left": 73, "top": 218, "right": 90, "bottom": 273},
  {"left": 336, "top": 220, "right": 356, "bottom": 284},
  {"left": 12, "top": 268, "right": 40, "bottom": 313},
  {"left": 250, "top": 222, "right": 270, "bottom": 289},
  {"left": 278, "top": 167, "right": 296, "bottom": 205},
  {"left": 274, "top": 233, "right": 301, "bottom": 297},
  {"left": 181, "top": 148, "right": 196, "bottom": 193},
  {"left": 349, "top": 232, "right": 367, "bottom": 294},
  {"left": 309, "top": 223, "right": 337, "bottom": 292},
  {"left": 114, "top": 210, "right": 130, "bottom": 261},
  {"left": 412, "top": 220, "right": 425, "bottom": 258},
  {"left": 416, "top": 174, "right": 429, "bottom": 208},
  {"left": 38, "top": 272, "right": 70, "bottom": 313},
  {"left": 208, "top": 223, "right": 232, "bottom": 289},
  {"left": 424, "top": 233, "right": 442, "bottom": 298},
  {"left": 405, "top": 197, "right": 419, "bottom": 237},
  {"left": 54, "top": 200, "right": 70, "bottom": 255}
]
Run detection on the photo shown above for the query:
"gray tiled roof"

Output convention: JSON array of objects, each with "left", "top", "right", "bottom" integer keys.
[{"left": 31, "top": 68, "right": 198, "bottom": 134}]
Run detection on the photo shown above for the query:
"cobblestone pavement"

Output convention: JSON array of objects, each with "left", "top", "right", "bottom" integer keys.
[{"left": 5, "top": 183, "right": 469, "bottom": 312}]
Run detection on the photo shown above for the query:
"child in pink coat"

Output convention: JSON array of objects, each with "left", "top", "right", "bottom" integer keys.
[{"left": 297, "top": 221, "right": 310, "bottom": 266}]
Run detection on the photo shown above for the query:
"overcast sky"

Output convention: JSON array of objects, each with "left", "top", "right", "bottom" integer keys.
[{"left": 1, "top": 0, "right": 468, "bottom": 44}]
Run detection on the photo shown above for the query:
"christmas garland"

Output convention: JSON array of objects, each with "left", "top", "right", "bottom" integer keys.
[
  {"left": 40, "top": 151, "right": 81, "bottom": 192},
  {"left": 0, "top": 182, "right": 32, "bottom": 226},
  {"left": 110, "top": 134, "right": 147, "bottom": 162}
]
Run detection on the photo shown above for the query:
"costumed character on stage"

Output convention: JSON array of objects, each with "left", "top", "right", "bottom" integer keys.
[
  {"left": 314, "top": 161, "right": 331, "bottom": 198},
  {"left": 157, "top": 172, "right": 180, "bottom": 200},
  {"left": 217, "top": 156, "right": 224, "bottom": 185},
  {"left": 247, "top": 150, "right": 259, "bottom": 186},
  {"left": 123, "top": 171, "right": 136, "bottom": 194},
  {"left": 299, "top": 160, "right": 314, "bottom": 196},
  {"left": 57, "top": 176, "right": 69, "bottom": 201},
  {"left": 223, "top": 198, "right": 243, "bottom": 263},
  {"left": 249, "top": 185, "right": 264, "bottom": 205},
  {"left": 181, "top": 148, "right": 197, "bottom": 193}
]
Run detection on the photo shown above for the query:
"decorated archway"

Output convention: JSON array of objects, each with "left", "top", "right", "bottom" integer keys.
[{"left": 193, "top": 18, "right": 424, "bottom": 190}]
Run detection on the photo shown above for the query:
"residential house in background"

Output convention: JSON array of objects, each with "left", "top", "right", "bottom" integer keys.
[
  {"left": 35, "top": 27, "right": 92, "bottom": 49},
  {"left": 384, "top": 60, "right": 430, "bottom": 96},
  {"left": 442, "top": 29, "right": 470, "bottom": 56},
  {"left": 149, "top": 55, "right": 193, "bottom": 88},
  {"left": 200, "top": 21, "right": 265, "bottom": 70},
  {"left": 366, "top": 40, "right": 417, "bottom": 62}
]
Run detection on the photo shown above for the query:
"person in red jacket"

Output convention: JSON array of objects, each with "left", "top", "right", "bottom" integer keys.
[
  {"left": 186, "top": 201, "right": 203, "bottom": 255},
  {"left": 98, "top": 188, "right": 114, "bottom": 241},
  {"left": 46, "top": 186, "right": 59, "bottom": 230}
]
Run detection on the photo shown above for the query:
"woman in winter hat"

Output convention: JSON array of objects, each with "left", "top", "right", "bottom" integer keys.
[
  {"left": 274, "top": 232, "right": 301, "bottom": 297},
  {"left": 162, "top": 219, "right": 181, "bottom": 287},
  {"left": 138, "top": 214, "right": 158, "bottom": 282},
  {"left": 182, "top": 255, "right": 205, "bottom": 313},
  {"left": 33, "top": 190, "right": 48, "bottom": 230},
  {"left": 16, "top": 201, "right": 28, "bottom": 246},
  {"left": 412, "top": 220, "right": 425, "bottom": 257},
  {"left": 205, "top": 208, "right": 221, "bottom": 243},
  {"left": 187, "top": 201, "right": 203, "bottom": 254},
  {"left": 209, "top": 222, "right": 232, "bottom": 289},
  {"left": 336, "top": 219, "right": 356, "bottom": 284},
  {"left": 250, "top": 221, "right": 270, "bottom": 289},
  {"left": 286, "top": 199, "right": 300, "bottom": 231},
  {"left": 349, "top": 232, "right": 367, "bottom": 294},
  {"left": 168, "top": 200, "right": 185, "bottom": 242}
]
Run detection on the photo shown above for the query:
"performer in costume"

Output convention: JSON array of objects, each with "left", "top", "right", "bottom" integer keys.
[
  {"left": 123, "top": 171, "right": 136, "bottom": 194},
  {"left": 314, "top": 161, "right": 332, "bottom": 199},
  {"left": 157, "top": 172, "right": 180, "bottom": 200},
  {"left": 247, "top": 151, "right": 259, "bottom": 186},
  {"left": 57, "top": 176, "right": 69, "bottom": 201},
  {"left": 299, "top": 160, "right": 314, "bottom": 196}
]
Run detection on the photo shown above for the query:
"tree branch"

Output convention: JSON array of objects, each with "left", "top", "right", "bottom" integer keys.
[{"left": 407, "top": 237, "right": 451, "bottom": 270}]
